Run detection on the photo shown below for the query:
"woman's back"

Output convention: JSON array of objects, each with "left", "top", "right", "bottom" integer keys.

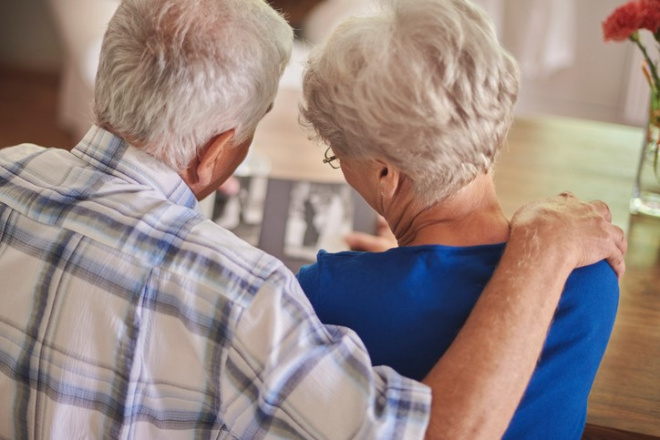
[{"left": 297, "top": 244, "right": 618, "bottom": 439}]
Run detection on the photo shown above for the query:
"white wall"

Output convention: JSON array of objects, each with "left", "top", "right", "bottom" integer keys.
[
  {"left": 0, "top": 0, "right": 639, "bottom": 126},
  {"left": 500, "top": 0, "right": 635, "bottom": 125}
]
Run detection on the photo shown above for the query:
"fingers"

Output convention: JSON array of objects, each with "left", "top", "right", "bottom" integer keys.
[
  {"left": 617, "top": 225, "right": 628, "bottom": 256},
  {"left": 605, "top": 250, "right": 626, "bottom": 279},
  {"left": 585, "top": 198, "right": 624, "bottom": 277},
  {"left": 344, "top": 231, "right": 396, "bottom": 252},
  {"left": 590, "top": 199, "right": 612, "bottom": 223},
  {"left": 584, "top": 197, "right": 626, "bottom": 278},
  {"left": 606, "top": 224, "right": 627, "bottom": 279},
  {"left": 375, "top": 215, "right": 389, "bottom": 230},
  {"left": 344, "top": 232, "right": 380, "bottom": 252},
  {"left": 345, "top": 215, "right": 397, "bottom": 252}
]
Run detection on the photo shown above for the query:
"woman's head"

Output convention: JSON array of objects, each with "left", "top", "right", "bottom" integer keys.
[
  {"left": 301, "top": 0, "right": 520, "bottom": 206},
  {"left": 94, "top": 0, "right": 293, "bottom": 172}
]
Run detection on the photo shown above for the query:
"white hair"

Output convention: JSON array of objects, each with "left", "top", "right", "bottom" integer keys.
[
  {"left": 94, "top": 0, "right": 293, "bottom": 171},
  {"left": 301, "top": 0, "right": 520, "bottom": 206}
]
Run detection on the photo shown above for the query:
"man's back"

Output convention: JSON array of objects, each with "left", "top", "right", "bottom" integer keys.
[
  {"left": 0, "top": 127, "right": 275, "bottom": 437},
  {"left": 0, "top": 127, "right": 430, "bottom": 439}
]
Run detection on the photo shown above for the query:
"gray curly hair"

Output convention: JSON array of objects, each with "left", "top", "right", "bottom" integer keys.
[
  {"left": 301, "top": 0, "right": 520, "bottom": 206},
  {"left": 94, "top": 0, "right": 293, "bottom": 171}
]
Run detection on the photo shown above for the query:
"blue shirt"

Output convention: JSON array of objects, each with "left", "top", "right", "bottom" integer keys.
[
  {"left": 0, "top": 126, "right": 431, "bottom": 440},
  {"left": 297, "top": 244, "right": 619, "bottom": 439}
]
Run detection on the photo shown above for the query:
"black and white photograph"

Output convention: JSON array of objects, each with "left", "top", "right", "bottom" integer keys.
[
  {"left": 283, "top": 181, "right": 354, "bottom": 260},
  {"left": 211, "top": 175, "right": 268, "bottom": 246}
]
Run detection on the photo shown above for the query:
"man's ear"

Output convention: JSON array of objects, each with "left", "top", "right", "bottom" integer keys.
[{"left": 196, "top": 130, "right": 235, "bottom": 187}]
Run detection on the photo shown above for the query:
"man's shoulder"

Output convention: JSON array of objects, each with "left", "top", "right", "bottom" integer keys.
[
  {"left": 185, "top": 218, "right": 286, "bottom": 276},
  {"left": 0, "top": 143, "right": 48, "bottom": 163}
]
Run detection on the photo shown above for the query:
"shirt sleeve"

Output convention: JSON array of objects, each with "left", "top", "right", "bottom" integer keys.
[{"left": 221, "top": 268, "right": 432, "bottom": 439}]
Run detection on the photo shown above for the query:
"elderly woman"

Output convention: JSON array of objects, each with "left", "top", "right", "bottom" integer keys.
[{"left": 297, "top": 0, "right": 619, "bottom": 438}]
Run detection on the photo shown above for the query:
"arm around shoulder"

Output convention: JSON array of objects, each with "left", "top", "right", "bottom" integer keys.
[
  {"left": 421, "top": 194, "right": 627, "bottom": 440},
  {"left": 224, "top": 270, "right": 432, "bottom": 439}
]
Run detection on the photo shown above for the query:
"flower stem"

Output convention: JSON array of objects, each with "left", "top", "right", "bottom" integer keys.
[{"left": 632, "top": 36, "right": 660, "bottom": 92}]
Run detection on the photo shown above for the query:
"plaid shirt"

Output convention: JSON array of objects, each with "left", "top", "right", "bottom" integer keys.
[{"left": 0, "top": 127, "right": 430, "bottom": 440}]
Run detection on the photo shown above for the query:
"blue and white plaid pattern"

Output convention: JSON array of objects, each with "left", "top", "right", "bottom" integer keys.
[{"left": 0, "top": 127, "right": 430, "bottom": 439}]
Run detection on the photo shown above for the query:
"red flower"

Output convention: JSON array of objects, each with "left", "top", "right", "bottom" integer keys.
[
  {"left": 603, "top": 1, "right": 645, "bottom": 41},
  {"left": 640, "top": 0, "right": 660, "bottom": 33},
  {"left": 604, "top": 0, "right": 660, "bottom": 93}
]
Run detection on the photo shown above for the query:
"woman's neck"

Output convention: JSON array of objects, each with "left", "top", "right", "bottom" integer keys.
[{"left": 390, "top": 173, "right": 510, "bottom": 247}]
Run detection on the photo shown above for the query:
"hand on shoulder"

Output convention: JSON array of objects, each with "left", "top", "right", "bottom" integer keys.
[{"left": 509, "top": 193, "right": 627, "bottom": 278}]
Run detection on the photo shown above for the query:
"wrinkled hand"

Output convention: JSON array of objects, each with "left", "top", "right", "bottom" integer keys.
[
  {"left": 345, "top": 216, "right": 397, "bottom": 252},
  {"left": 510, "top": 193, "right": 627, "bottom": 278}
]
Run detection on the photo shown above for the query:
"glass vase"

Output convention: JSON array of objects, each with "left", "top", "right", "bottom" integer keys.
[{"left": 630, "top": 93, "right": 660, "bottom": 218}]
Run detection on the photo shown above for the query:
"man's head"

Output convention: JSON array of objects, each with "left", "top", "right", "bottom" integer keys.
[{"left": 94, "top": 0, "right": 293, "bottom": 173}]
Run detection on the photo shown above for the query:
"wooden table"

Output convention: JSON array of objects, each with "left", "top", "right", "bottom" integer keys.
[
  {"left": 500, "top": 118, "right": 660, "bottom": 440},
  {"left": 253, "top": 88, "right": 660, "bottom": 439}
]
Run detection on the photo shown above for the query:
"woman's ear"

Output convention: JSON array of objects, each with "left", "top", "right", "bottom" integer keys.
[{"left": 376, "top": 160, "right": 402, "bottom": 200}]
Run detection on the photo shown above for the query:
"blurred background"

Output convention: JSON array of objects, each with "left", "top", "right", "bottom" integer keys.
[{"left": 0, "top": 0, "right": 644, "bottom": 151}]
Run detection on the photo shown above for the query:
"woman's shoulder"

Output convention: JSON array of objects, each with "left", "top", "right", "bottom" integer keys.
[
  {"left": 298, "top": 244, "right": 507, "bottom": 280},
  {"left": 565, "top": 260, "right": 619, "bottom": 296},
  {"left": 558, "top": 260, "right": 619, "bottom": 329},
  {"left": 296, "top": 244, "right": 507, "bottom": 302}
]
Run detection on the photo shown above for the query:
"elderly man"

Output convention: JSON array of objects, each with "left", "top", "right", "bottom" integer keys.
[{"left": 0, "top": 0, "right": 625, "bottom": 439}]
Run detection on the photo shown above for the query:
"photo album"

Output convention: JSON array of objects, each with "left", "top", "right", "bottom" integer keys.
[{"left": 211, "top": 176, "right": 378, "bottom": 273}]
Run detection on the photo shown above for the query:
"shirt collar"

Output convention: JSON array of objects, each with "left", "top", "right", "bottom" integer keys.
[{"left": 71, "top": 126, "right": 199, "bottom": 210}]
